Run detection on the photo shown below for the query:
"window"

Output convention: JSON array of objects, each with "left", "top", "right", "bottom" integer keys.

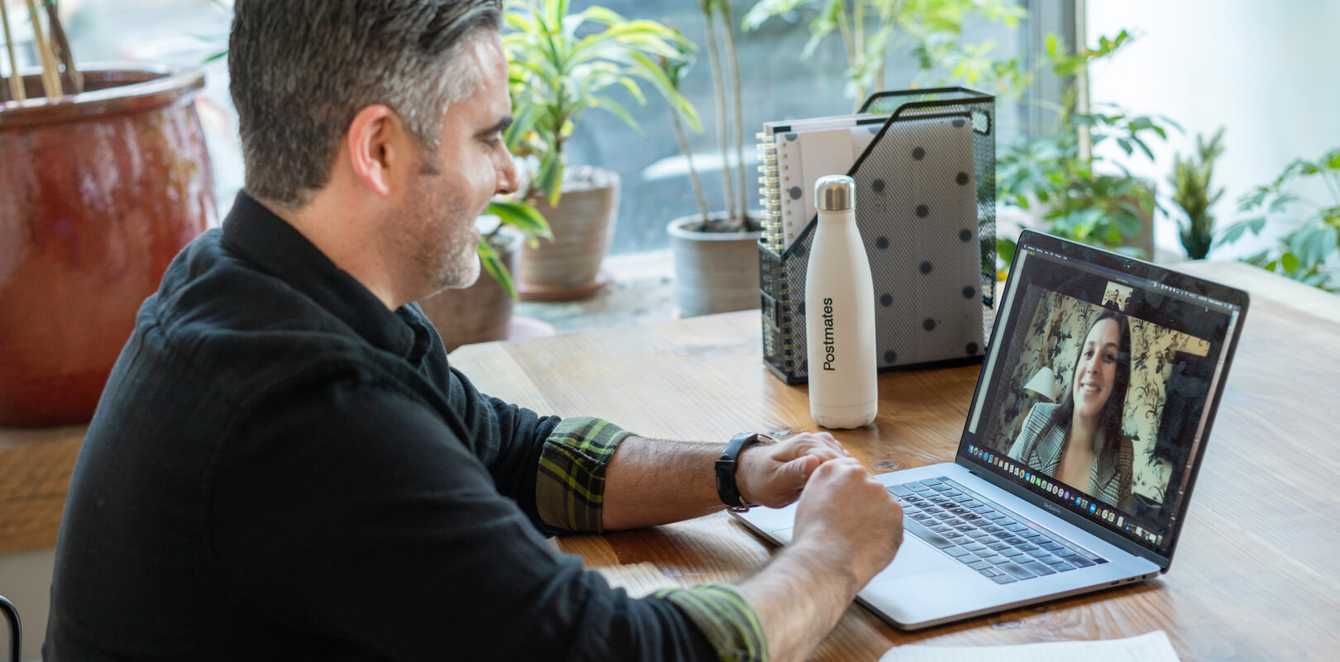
[
  {"left": 567, "top": 0, "right": 1056, "bottom": 255},
  {"left": 22, "top": 1, "right": 1064, "bottom": 255}
]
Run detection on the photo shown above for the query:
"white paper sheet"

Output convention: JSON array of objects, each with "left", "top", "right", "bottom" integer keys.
[{"left": 880, "top": 630, "right": 1179, "bottom": 662}]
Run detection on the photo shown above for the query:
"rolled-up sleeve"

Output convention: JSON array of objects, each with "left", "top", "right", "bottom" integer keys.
[
  {"left": 535, "top": 416, "right": 634, "bottom": 533},
  {"left": 659, "top": 584, "right": 769, "bottom": 662},
  {"left": 537, "top": 419, "right": 769, "bottom": 662}
]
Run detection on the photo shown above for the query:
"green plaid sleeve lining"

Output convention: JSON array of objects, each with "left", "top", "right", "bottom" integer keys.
[
  {"left": 535, "top": 416, "right": 633, "bottom": 533},
  {"left": 657, "top": 584, "right": 768, "bottom": 662}
]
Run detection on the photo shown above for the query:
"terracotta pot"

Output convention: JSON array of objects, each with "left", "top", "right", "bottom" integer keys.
[
  {"left": 0, "top": 66, "right": 215, "bottom": 426},
  {"left": 418, "top": 227, "right": 521, "bottom": 352},
  {"left": 668, "top": 212, "right": 763, "bottom": 318},
  {"left": 517, "top": 165, "right": 618, "bottom": 300}
]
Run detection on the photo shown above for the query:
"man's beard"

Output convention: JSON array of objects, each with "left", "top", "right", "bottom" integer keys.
[{"left": 397, "top": 171, "right": 481, "bottom": 302}]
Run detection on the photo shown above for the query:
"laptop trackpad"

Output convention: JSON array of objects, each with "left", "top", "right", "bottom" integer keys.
[{"left": 859, "top": 538, "right": 971, "bottom": 625}]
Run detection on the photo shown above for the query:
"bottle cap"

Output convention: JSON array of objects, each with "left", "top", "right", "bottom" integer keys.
[{"left": 815, "top": 175, "right": 855, "bottom": 212}]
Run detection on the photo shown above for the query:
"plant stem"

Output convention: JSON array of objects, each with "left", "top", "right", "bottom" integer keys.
[
  {"left": 701, "top": 1, "right": 737, "bottom": 223},
  {"left": 835, "top": 1, "right": 860, "bottom": 105},
  {"left": 854, "top": 0, "right": 864, "bottom": 58},
  {"left": 25, "top": 0, "right": 62, "bottom": 98},
  {"left": 718, "top": 0, "right": 748, "bottom": 223},
  {"left": 669, "top": 95, "right": 711, "bottom": 222},
  {"left": 44, "top": 0, "right": 82, "bottom": 94},
  {"left": 835, "top": 0, "right": 855, "bottom": 64},
  {"left": 1, "top": 0, "right": 26, "bottom": 102}
]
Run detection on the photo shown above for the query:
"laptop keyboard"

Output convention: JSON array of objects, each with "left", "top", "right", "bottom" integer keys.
[{"left": 889, "top": 477, "right": 1107, "bottom": 584}]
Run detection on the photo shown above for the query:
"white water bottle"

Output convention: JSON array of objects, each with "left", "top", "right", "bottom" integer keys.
[{"left": 805, "top": 175, "right": 878, "bottom": 429}]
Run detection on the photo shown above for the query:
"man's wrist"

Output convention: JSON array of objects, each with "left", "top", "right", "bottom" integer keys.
[
  {"left": 735, "top": 442, "right": 760, "bottom": 505},
  {"left": 786, "top": 537, "right": 863, "bottom": 599}
]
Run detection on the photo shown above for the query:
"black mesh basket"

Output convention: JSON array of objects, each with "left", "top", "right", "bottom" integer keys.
[{"left": 760, "top": 87, "right": 997, "bottom": 384}]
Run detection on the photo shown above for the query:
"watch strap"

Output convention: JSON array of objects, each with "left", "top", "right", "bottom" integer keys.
[{"left": 716, "top": 432, "right": 766, "bottom": 512}]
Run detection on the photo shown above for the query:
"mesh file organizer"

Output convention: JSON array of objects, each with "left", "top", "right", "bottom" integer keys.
[{"left": 759, "top": 88, "right": 997, "bottom": 384}]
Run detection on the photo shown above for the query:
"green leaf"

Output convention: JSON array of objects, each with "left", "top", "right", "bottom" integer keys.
[
  {"left": 487, "top": 199, "right": 552, "bottom": 241},
  {"left": 535, "top": 152, "right": 564, "bottom": 207},
  {"left": 617, "top": 76, "right": 647, "bottom": 105},
  {"left": 477, "top": 239, "right": 518, "bottom": 300},
  {"left": 1269, "top": 192, "right": 1299, "bottom": 214},
  {"left": 627, "top": 51, "right": 698, "bottom": 126},
  {"left": 503, "top": 0, "right": 694, "bottom": 166},
  {"left": 1128, "top": 135, "right": 1156, "bottom": 161},
  {"left": 742, "top": 0, "right": 813, "bottom": 31},
  {"left": 1326, "top": 149, "right": 1340, "bottom": 171},
  {"left": 576, "top": 5, "right": 626, "bottom": 26},
  {"left": 590, "top": 94, "right": 642, "bottom": 132},
  {"left": 1044, "top": 33, "right": 1060, "bottom": 59},
  {"left": 504, "top": 102, "right": 540, "bottom": 153},
  {"left": 1292, "top": 224, "right": 1338, "bottom": 267},
  {"left": 1281, "top": 251, "right": 1301, "bottom": 274},
  {"left": 503, "top": 10, "right": 537, "bottom": 35},
  {"left": 545, "top": 0, "right": 570, "bottom": 33}
]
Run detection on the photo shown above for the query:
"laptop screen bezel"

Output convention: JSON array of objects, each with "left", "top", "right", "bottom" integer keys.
[{"left": 953, "top": 229, "right": 1249, "bottom": 571}]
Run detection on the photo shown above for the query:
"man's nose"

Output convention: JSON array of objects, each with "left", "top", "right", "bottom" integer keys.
[{"left": 496, "top": 148, "right": 519, "bottom": 196}]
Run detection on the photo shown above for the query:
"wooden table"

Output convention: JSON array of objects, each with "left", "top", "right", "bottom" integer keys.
[
  {"left": 2, "top": 262, "right": 1338, "bottom": 658},
  {"left": 449, "top": 262, "right": 1340, "bottom": 661}
]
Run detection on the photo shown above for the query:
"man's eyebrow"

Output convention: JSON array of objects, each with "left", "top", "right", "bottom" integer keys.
[{"left": 477, "top": 116, "right": 514, "bottom": 137}]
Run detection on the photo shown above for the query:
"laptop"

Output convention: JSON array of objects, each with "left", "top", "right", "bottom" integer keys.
[{"left": 734, "top": 229, "right": 1249, "bottom": 629}]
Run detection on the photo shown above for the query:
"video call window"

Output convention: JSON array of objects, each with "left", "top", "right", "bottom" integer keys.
[{"left": 972, "top": 250, "right": 1233, "bottom": 550}]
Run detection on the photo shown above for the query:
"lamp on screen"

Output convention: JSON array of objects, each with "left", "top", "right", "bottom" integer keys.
[{"left": 1024, "top": 366, "right": 1059, "bottom": 402}]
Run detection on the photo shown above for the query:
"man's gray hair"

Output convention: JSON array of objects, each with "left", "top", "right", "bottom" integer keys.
[{"left": 229, "top": 0, "right": 503, "bottom": 208}]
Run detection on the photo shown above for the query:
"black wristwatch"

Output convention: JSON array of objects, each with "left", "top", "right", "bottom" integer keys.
[{"left": 716, "top": 432, "right": 769, "bottom": 512}]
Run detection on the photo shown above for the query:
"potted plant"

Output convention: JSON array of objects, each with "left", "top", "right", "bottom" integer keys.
[
  {"left": 503, "top": 0, "right": 696, "bottom": 301},
  {"left": 996, "top": 31, "right": 1178, "bottom": 268},
  {"left": 741, "top": 0, "right": 1027, "bottom": 106},
  {"left": 1217, "top": 146, "right": 1340, "bottom": 292},
  {"left": 0, "top": 7, "right": 214, "bottom": 426},
  {"left": 665, "top": 0, "right": 763, "bottom": 318},
  {"left": 418, "top": 199, "right": 551, "bottom": 351},
  {"left": 1168, "top": 127, "right": 1227, "bottom": 260}
]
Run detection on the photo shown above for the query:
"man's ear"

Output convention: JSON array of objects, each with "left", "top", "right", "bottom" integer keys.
[{"left": 345, "top": 104, "right": 404, "bottom": 198}]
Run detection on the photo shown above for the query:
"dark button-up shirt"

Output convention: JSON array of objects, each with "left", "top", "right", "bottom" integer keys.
[{"left": 44, "top": 192, "right": 765, "bottom": 661}]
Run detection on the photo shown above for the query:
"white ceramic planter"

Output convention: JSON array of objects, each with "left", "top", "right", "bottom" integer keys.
[{"left": 668, "top": 212, "right": 763, "bottom": 318}]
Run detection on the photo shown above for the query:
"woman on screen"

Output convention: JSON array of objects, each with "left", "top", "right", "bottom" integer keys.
[{"left": 1008, "top": 310, "right": 1135, "bottom": 509}]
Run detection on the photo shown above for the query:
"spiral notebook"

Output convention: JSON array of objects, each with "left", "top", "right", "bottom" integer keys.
[
  {"left": 757, "top": 111, "right": 986, "bottom": 369},
  {"left": 757, "top": 112, "right": 977, "bottom": 256}
]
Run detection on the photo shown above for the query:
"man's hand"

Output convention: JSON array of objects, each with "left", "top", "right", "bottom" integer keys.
[
  {"left": 736, "top": 432, "right": 848, "bottom": 509},
  {"left": 733, "top": 457, "right": 904, "bottom": 661},
  {"left": 791, "top": 457, "right": 903, "bottom": 591}
]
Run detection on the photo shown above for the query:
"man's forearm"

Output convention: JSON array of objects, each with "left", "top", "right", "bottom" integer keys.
[
  {"left": 601, "top": 435, "right": 725, "bottom": 531},
  {"left": 736, "top": 541, "right": 860, "bottom": 662}
]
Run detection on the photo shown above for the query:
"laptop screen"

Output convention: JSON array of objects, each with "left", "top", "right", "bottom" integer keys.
[{"left": 958, "top": 235, "right": 1243, "bottom": 557}]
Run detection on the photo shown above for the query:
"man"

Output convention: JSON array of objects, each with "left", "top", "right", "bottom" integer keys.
[{"left": 45, "top": 2, "right": 903, "bottom": 660}]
